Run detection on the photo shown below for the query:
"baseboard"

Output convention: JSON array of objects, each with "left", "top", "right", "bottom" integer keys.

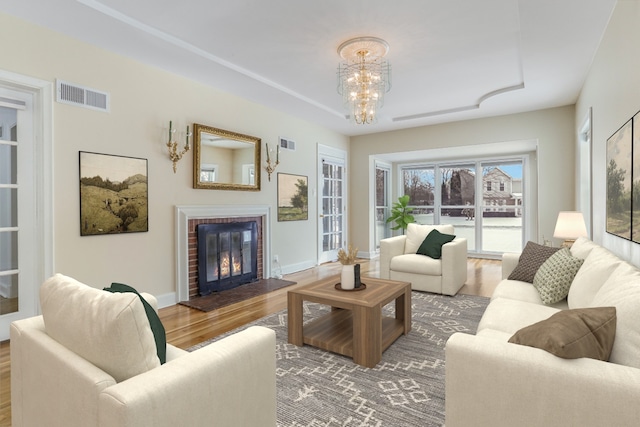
[
  {"left": 281, "top": 260, "right": 316, "bottom": 275},
  {"left": 357, "top": 251, "right": 378, "bottom": 259},
  {"left": 157, "top": 292, "right": 178, "bottom": 309}
]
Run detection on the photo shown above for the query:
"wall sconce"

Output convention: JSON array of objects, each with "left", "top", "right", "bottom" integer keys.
[
  {"left": 265, "top": 142, "right": 280, "bottom": 181},
  {"left": 167, "top": 121, "right": 191, "bottom": 173}
]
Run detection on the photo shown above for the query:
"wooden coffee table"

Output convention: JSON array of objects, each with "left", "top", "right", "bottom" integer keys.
[{"left": 287, "top": 276, "right": 411, "bottom": 368}]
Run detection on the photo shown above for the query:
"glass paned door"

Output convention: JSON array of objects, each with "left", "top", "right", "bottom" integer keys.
[
  {"left": 375, "top": 163, "right": 391, "bottom": 250},
  {"left": 402, "top": 166, "right": 435, "bottom": 225},
  {"left": 319, "top": 159, "right": 345, "bottom": 263},
  {"left": 0, "top": 106, "right": 19, "bottom": 315},
  {"left": 481, "top": 162, "right": 523, "bottom": 253},
  {"left": 440, "top": 165, "right": 476, "bottom": 250}
]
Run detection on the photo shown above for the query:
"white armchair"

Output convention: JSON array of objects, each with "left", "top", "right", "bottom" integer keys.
[
  {"left": 380, "top": 223, "right": 467, "bottom": 295},
  {"left": 11, "top": 274, "right": 277, "bottom": 427}
]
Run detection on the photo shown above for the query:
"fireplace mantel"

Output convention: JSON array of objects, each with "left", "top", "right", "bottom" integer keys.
[{"left": 175, "top": 205, "right": 271, "bottom": 302}]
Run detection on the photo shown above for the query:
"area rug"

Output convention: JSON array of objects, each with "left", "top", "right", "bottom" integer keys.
[
  {"left": 188, "top": 292, "right": 489, "bottom": 426},
  {"left": 178, "top": 278, "right": 296, "bottom": 312}
]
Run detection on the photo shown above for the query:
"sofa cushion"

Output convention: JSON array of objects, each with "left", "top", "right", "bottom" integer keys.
[
  {"left": 590, "top": 262, "right": 640, "bottom": 369},
  {"left": 40, "top": 274, "right": 160, "bottom": 382},
  {"left": 490, "top": 279, "right": 569, "bottom": 309},
  {"left": 390, "top": 253, "right": 442, "bottom": 275},
  {"left": 477, "top": 297, "right": 560, "bottom": 335},
  {"left": 568, "top": 246, "right": 623, "bottom": 309},
  {"left": 404, "top": 223, "right": 455, "bottom": 254},
  {"left": 533, "top": 248, "right": 584, "bottom": 305},
  {"left": 416, "top": 229, "right": 456, "bottom": 259},
  {"left": 507, "top": 241, "right": 560, "bottom": 283},
  {"left": 570, "top": 236, "right": 600, "bottom": 260},
  {"left": 508, "top": 307, "right": 617, "bottom": 361}
]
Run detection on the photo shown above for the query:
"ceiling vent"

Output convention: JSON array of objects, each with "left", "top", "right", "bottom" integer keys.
[
  {"left": 279, "top": 136, "right": 296, "bottom": 151},
  {"left": 56, "top": 79, "right": 110, "bottom": 112}
]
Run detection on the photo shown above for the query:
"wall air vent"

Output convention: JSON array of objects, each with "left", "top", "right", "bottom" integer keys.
[
  {"left": 56, "top": 79, "right": 110, "bottom": 112},
  {"left": 279, "top": 136, "right": 296, "bottom": 151}
]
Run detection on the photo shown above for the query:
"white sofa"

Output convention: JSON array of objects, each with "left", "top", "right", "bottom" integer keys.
[
  {"left": 11, "top": 274, "right": 277, "bottom": 427},
  {"left": 380, "top": 223, "right": 467, "bottom": 295},
  {"left": 445, "top": 237, "right": 640, "bottom": 427}
]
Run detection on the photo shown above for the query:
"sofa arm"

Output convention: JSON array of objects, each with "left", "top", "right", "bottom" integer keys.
[
  {"left": 99, "top": 326, "right": 276, "bottom": 427},
  {"left": 445, "top": 333, "right": 640, "bottom": 427},
  {"left": 441, "top": 238, "right": 468, "bottom": 296},
  {"left": 379, "top": 235, "right": 406, "bottom": 279},
  {"left": 501, "top": 252, "right": 521, "bottom": 279}
]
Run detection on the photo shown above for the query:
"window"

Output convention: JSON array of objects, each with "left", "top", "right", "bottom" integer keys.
[
  {"left": 400, "top": 159, "right": 524, "bottom": 255},
  {"left": 200, "top": 164, "right": 217, "bottom": 182}
]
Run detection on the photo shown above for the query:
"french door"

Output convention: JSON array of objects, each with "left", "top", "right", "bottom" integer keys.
[
  {"left": 0, "top": 87, "right": 38, "bottom": 340},
  {"left": 317, "top": 145, "right": 347, "bottom": 264}
]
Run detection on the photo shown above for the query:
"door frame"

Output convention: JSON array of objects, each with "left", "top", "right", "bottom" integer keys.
[
  {"left": 0, "top": 69, "right": 53, "bottom": 339},
  {"left": 317, "top": 144, "right": 347, "bottom": 265}
]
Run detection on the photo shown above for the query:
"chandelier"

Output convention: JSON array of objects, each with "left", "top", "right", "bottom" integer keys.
[{"left": 337, "top": 37, "right": 391, "bottom": 124}]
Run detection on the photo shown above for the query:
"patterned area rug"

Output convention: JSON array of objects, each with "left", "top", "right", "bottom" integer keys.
[{"left": 188, "top": 292, "right": 489, "bottom": 427}]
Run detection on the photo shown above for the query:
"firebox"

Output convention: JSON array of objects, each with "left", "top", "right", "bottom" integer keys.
[{"left": 197, "top": 221, "right": 258, "bottom": 295}]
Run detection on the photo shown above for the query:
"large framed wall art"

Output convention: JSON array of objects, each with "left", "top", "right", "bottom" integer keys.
[
  {"left": 607, "top": 118, "right": 633, "bottom": 240},
  {"left": 277, "top": 173, "right": 308, "bottom": 221},
  {"left": 79, "top": 151, "right": 149, "bottom": 236}
]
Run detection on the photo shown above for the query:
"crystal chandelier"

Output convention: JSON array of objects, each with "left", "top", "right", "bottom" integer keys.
[{"left": 337, "top": 37, "right": 391, "bottom": 124}]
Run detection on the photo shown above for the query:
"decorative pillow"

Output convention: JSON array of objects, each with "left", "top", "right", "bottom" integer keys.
[
  {"left": 533, "top": 248, "right": 584, "bottom": 304},
  {"left": 416, "top": 229, "right": 456, "bottom": 259},
  {"left": 104, "top": 282, "right": 167, "bottom": 364},
  {"left": 404, "top": 223, "right": 455, "bottom": 254},
  {"left": 508, "top": 241, "right": 560, "bottom": 283},
  {"left": 590, "top": 262, "right": 640, "bottom": 369},
  {"left": 567, "top": 246, "right": 622, "bottom": 309},
  {"left": 508, "top": 307, "right": 617, "bottom": 361},
  {"left": 40, "top": 274, "right": 160, "bottom": 382}
]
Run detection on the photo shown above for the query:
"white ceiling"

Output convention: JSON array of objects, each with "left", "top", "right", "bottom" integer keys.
[{"left": 1, "top": 0, "right": 616, "bottom": 136}]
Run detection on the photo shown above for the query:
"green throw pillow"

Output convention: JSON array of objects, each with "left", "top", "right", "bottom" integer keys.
[
  {"left": 533, "top": 248, "right": 584, "bottom": 305},
  {"left": 416, "top": 229, "right": 456, "bottom": 259},
  {"left": 104, "top": 282, "right": 167, "bottom": 364}
]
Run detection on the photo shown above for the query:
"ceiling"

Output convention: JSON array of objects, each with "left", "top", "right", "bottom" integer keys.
[{"left": 1, "top": 0, "right": 617, "bottom": 136}]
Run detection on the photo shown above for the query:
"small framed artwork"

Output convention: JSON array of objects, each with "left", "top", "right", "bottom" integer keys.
[
  {"left": 277, "top": 173, "right": 308, "bottom": 221},
  {"left": 606, "top": 119, "right": 632, "bottom": 240},
  {"left": 79, "top": 151, "right": 149, "bottom": 236}
]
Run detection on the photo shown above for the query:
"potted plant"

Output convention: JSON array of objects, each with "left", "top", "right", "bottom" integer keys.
[{"left": 386, "top": 195, "right": 415, "bottom": 234}]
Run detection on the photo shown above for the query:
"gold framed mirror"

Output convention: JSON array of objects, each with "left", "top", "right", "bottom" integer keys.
[{"left": 193, "top": 123, "right": 261, "bottom": 191}]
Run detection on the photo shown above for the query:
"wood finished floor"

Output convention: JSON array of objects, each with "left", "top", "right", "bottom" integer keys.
[{"left": 0, "top": 257, "right": 501, "bottom": 427}]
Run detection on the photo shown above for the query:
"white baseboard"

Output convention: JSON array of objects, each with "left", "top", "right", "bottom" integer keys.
[
  {"left": 281, "top": 260, "right": 316, "bottom": 276},
  {"left": 157, "top": 292, "right": 178, "bottom": 308},
  {"left": 357, "top": 251, "right": 378, "bottom": 259}
]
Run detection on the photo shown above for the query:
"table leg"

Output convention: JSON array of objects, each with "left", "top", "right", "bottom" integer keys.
[
  {"left": 395, "top": 287, "right": 412, "bottom": 335},
  {"left": 352, "top": 305, "right": 382, "bottom": 368},
  {"left": 287, "top": 292, "right": 304, "bottom": 346}
]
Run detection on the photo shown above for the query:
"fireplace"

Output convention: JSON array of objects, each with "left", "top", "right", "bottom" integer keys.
[{"left": 197, "top": 221, "right": 258, "bottom": 295}]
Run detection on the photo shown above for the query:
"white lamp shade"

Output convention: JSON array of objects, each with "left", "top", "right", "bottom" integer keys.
[{"left": 553, "top": 211, "right": 588, "bottom": 239}]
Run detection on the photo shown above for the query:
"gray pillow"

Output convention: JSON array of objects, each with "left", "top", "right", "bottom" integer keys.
[
  {"left": 533, "top": 248, "right": 584, "bottom": 304},
  {"left": 509, "top": 307, "right": 617, "bottom": 361},
  {"left": 508, "top": 241, "right": 560, "bottom": 283}
]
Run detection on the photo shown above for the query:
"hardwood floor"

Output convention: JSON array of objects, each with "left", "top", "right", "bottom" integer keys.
[{"left": 0, "top": 257, "right": 501, "bottom": 426}]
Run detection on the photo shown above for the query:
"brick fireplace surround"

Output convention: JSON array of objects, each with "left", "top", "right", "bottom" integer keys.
[{"left": 175, "top": 205, "right": 272, "bottom": 303}]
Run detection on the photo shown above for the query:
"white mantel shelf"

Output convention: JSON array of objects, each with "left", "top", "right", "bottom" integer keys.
[{"left": 175, "top": 205, "right": 272, "bottom": 303}]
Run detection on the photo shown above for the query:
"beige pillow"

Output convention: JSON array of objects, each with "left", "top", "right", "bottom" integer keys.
[
  {"left": 508, "top": 307, "right": 617, "bottom": 361},
  {"left": 533, "top": 248, "right": 584, "bottom": 305},
  {"left": 568, "top": 246, "right": 622, "bottom": 309},
  {"left": 40, "top": 274, "right": 160, "bottom": 382},
  {"left": 404, "top": 223, "right": 455, "bottom": 254}
]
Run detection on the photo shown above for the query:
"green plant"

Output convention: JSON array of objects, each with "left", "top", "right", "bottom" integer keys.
[{"left": 386, "top": 195, "right": 415, "bottom": 234}]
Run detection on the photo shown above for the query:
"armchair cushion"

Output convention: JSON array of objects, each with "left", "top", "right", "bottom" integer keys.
[
  {"left": 416, "top": 229, "right": 456, "bottom": 259},
  {"left": 40, "top": 274, "right": 160, "bottom": 383},
  {"left": 508, "top": 307, "right": 617, "bottom": 361},
  {"left": 404, "top": 223, "right": 455, "bottom": 254}
]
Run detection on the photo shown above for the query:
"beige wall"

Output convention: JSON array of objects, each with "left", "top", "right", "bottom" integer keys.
[
  {"left": 350, "top": 106, "right": 577, "bottom": 254},
  {"left": 576, "top": 0, "right": 640, "bottom": 264},
  {"left": 0, "top": 12, "right": 348, "bottom": 304}
]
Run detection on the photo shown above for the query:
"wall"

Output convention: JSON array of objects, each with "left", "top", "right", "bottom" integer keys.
[
  {"left": 350, "top": 106, "right": 577, "bottom": 255},
  {"left": 0, "top": 12, "right": 348, "bottom": 304},
  {"left": 576, "top": 0, "right": 640, "bottom": 264}
]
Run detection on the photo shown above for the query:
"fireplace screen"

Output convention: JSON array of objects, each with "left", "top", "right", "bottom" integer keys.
[{"left": 197, "top": 222, "right": 258, "bottom": 295}]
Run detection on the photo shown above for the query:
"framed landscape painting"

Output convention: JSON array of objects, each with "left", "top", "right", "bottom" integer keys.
[
  {"left": 79, "top": 151, "right": 149, "bottom": 236},
  {"left": 606, "top": 119, "right": 632, "bottom": 240},
  {"left": 634, "top": 112, "right": 640, "bottom": 243},
  {"left": 277, "top": 173, "right": 308, "bottom": 221}
]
